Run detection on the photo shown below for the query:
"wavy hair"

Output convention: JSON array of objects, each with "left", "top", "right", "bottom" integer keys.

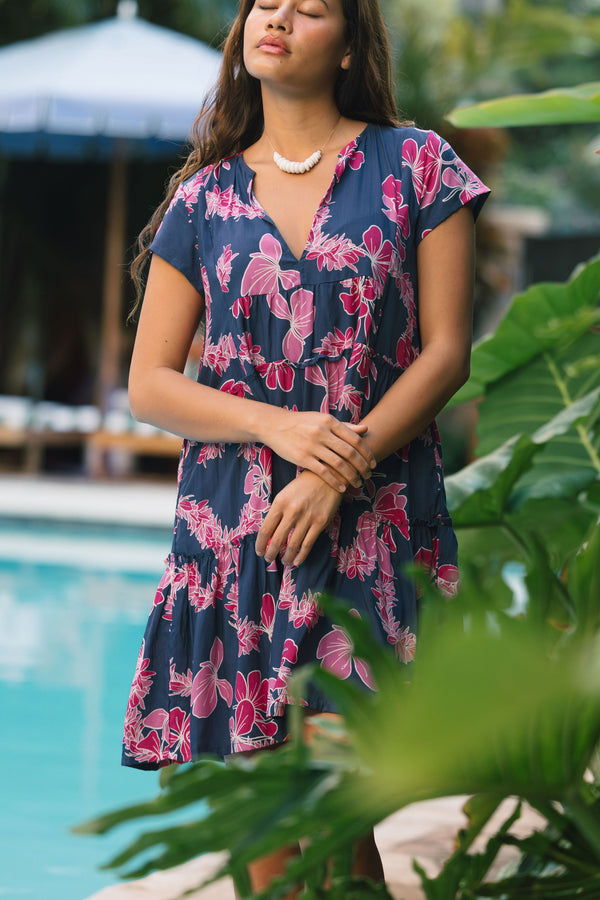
[{"left": 130, "top": 0, "right": 402, "bottom": 313}]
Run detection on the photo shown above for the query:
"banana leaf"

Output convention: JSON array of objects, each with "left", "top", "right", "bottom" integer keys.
[
  {"left": 446, "top": 81, "right": 600, "bottom": 128},
  {"left": 450, "top": 257, "right": 600, "bottom": 408},
  {"left": 445, "top": 388, "right": 600, "bottom": 528}
]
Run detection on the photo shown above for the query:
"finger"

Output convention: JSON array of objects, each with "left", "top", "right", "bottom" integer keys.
[
  {"left": 347, "top": 423, "right": 368, "bottom": 432},
  {"left": 324, "top": 436, "right": 374, "bottom": 481},
  {"left": 317, "top": 445, "right": 364, "bottom": 488},
  {"left": 302, "top": 458, "right": 347, "bottom": 492},
  {"left": 256, "top": 507, "right": 283, "bottom": 557},
  {"left": 281, "top": 520, "right": 310, "bottom": 567},
  {"left": 331, "top": 423, "right": 377, "bottom": 470},
  {"left": 292, "top": 524, "right": 323, "bottom": 567},
  {"left": 264, "top": 517, "right": 296, "bottom": 564}
]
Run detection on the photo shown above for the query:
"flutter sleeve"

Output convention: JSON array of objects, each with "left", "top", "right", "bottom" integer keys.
[
  {"left": 408, "top": 130, "right": 491, "bottom": 244},
  {"left": 149, "top": 171, "right": 206, "bottom": 294}
]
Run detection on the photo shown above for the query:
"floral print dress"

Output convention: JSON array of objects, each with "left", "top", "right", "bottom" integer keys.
[{"left": 122, "top": 123, "right": 490, "bottom": 768}]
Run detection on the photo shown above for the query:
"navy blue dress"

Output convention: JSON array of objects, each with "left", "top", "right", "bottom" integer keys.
[{"left": 122, "top": 124, "right": 490, "bottom": 767}]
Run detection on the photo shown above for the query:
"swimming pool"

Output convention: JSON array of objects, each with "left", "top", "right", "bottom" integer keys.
[{"left": 0, "top": 518, "right": 200, "bottom": 900}]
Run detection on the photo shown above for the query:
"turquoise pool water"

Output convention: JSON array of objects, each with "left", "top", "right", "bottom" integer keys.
[{"left": 0, "top": 519, "right": 203, "bottom": 900}]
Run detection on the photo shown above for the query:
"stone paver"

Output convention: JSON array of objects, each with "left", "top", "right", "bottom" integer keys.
[{"left": 84, "top": 797, "right": 544, "bottom": 900}]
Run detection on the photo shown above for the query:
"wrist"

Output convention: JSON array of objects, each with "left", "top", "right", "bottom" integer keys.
[
  {"left": 297, "top": 468, "right": 344, "bottom": 497},
  {"left": 250, "top": 401, "right": 285, "bottom": 445}
]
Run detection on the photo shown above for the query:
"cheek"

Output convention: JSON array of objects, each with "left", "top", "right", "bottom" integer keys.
[
  {"left": 312, "top": 33, "right": 348, "bottom": 73},
  {"left": 242, "top": 17, "right": 257, "bottom": 69}
]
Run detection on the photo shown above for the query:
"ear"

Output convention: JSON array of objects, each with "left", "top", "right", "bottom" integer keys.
[{"left": 340, "top": 47, "right": 351, "bottom": 70}]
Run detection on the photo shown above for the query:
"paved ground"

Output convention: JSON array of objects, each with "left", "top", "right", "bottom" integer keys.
[
  {"left": 85, "top": 797, "right": 544, "bottom": 900},
  {"left": 0, "top": 473, "right": 175, "bottom": 527}
]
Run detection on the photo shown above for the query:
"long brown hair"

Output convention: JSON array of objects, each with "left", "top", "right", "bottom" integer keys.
[{"left": 130, "top": 0, "right": 401, "bottom": 313}]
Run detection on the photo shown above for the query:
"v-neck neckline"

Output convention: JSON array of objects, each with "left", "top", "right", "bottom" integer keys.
[{"left": 238, "top": 122, "right": 372, "bottom": 264}]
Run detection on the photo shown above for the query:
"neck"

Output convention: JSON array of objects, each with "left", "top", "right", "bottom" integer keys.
[{"left": 260, "top": 88, "right": 342, "bottom": 158}]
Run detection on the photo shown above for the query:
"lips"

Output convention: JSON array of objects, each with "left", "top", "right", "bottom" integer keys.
[{"left": 257, "top": 36, "right": 290, "bottom": 53}]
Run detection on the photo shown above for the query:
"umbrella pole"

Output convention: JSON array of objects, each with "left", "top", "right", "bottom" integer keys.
[{"left": 97, "top": 148, "right": 127, "bottom": 416}]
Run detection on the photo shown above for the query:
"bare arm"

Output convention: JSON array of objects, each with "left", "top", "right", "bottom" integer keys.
[{"left": 128, "top": 254, "right": 375, "bottom": 491}]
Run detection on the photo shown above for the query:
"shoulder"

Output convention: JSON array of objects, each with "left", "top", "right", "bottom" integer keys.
[
  {"left": 373, "top": 124, "right": 451, "bottom": 157},
  {"left": 169, "top": 163, "right": 216, "bottom": 211},
  {"left": 164, "top": 157, "right": 242, "bottom": 223}
]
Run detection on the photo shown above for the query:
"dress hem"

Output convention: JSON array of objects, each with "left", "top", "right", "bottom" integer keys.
[{"left": 121, "top": 698, "right": 339, "bottom": 768}]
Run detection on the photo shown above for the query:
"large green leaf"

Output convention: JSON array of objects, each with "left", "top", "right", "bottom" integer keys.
[
  {"left": 349, "top": 608, "right": 600, "bottom": 811},
  {"left": 475, "top": 335, "right": 600, "bottom": 512},
  {"left": 454, "top": 490, "right": 600, "bottom": 580},
  {"left": 451, "top": 257, "right": 600, "bottom": 407},
  {"left": 568, "top": 518, "right": 600, "bottom": 636},
  {"left": 447, "top": 257, "right": 600, "bottom": 541},
  {"left": 445, "top": 388, "right": 600, "bottom": 528},
  {"left": 447, "top": 81, "right": 600, "bottom": 128},
  {"left": 476, "top": 328, "right": 600, "bottom": 450}
]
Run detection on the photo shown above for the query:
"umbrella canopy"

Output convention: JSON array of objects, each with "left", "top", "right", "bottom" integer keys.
[
  {"left": 0, "top": 0, "right": 222, "bottom": 159},
  {"left": 0, "top": 2, "right": 223, "bottom": 417}
]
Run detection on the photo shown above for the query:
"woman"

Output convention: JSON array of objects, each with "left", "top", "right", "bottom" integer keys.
[{"left": 122, "top": 0, "right": 490, "bottom": 893}]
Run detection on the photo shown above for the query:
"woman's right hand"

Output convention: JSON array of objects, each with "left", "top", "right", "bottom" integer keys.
[{"left": 262, "top": 409, "right": 376, "bottom": 492}]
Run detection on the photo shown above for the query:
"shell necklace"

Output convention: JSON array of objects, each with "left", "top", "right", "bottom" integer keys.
[{"left": 265, "top": 117, "right": 341, "bottom": 175}]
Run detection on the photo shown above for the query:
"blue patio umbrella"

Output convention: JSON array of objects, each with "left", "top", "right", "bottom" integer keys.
[
  {"left": 0, "top": 0, "right": 222, "bottom": 159},
  {"left": 0, "top": 1, "right": 222, "bottom": 409}
]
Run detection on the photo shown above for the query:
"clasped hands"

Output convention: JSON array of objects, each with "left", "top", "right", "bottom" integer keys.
[{"left": 255, "top": 411, "right": 376, "bottom": 568}]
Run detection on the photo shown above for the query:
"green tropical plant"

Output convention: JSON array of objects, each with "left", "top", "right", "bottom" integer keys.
[
  {"left": 448, "top": 82, "right": 600, "bottom": 128},
  {"left": 384, "top": 0, "right": 600, "bottom": 128},
  {"left": 447, "top": 256, "right": 600, "bottom": 594}
]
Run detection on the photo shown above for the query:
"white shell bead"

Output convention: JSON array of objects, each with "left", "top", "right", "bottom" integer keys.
[{"left": 273, "top": 149, "right": 323, "bottom": 174}]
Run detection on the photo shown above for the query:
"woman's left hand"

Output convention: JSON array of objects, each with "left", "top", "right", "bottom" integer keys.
[{"left": 255, "top": 470, "right": 344, "bottom": 567}]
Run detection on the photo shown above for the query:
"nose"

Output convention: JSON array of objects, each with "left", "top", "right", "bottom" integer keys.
[{"left": 266, "top": 5, "right": 291, "bottom": 31}]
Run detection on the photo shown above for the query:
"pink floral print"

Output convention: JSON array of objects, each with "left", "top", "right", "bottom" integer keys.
[
  {"left": 191, "top": 638, "right": 233, "bottom": 718},
  {"left": 402, "top": 131, "right": 444, "bottom": 208},
  {"left": 122, "top": 124, "right": 490, "bottom": 766},
  {"left": 216, "top": 244, "right": 239, "bottom": 292},
  {"left": 241, "top": 234, "right": 301, "bottom": 295},
  {"left": 267, "top": 288, "right": 314, "bottom": 363},
  {"left": 317, "top": 623, "right": 376, "bottom": 689}
]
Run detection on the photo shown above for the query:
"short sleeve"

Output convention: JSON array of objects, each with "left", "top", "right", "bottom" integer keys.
[
  {"left": 149, "top": 177, "right": 204, "bottom": 294},
  {"left": 410, "top": 130, "right": 491, "bottom": 244}
]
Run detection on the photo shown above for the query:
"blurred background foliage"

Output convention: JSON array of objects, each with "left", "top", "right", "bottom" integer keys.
[
  {"left": 379, "top": 0, "right": 600, "bottom": 230},
  {"left": 0, "top": 0, "right": 239, "bottom": 48}
]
